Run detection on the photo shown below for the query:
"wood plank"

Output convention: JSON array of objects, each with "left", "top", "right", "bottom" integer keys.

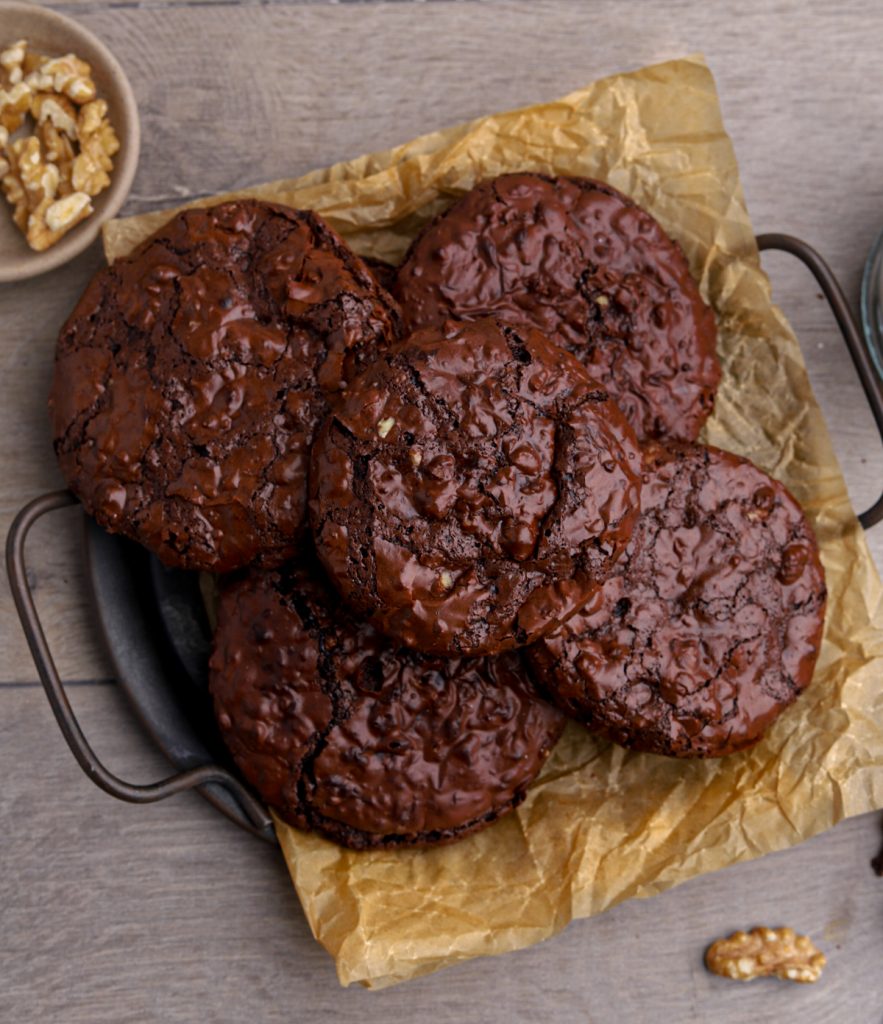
[
  {"left": 1, "top": 683, "right": 881, "bottom": 1021},
  {"left": 45, "top": 0, "right": 459, "bottom": 8},
  {"left": 45, "top": 0, "right": 471, "bottom": 9},
  {"left": 1, "top": 244, "right": 116, "bottom": 684}
]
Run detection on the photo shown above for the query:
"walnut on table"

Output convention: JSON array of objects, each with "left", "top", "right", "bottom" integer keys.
[
  {"left": 0, "top": 38, "right": 118, "bottom": 251},
  {"left": 705, "top": 926, "right": 826, "bottom": 984}
]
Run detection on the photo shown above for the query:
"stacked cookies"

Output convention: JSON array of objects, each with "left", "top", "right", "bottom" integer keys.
[{"left": 50, "top": 174, "right": 827, "bottom": 850}]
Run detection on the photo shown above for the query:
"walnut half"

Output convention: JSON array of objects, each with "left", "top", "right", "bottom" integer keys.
[{"left": 705, "top": 926, "right": 826, "bottom": 984}]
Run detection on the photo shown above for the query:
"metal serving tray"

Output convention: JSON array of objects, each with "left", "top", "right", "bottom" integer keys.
[{"left": 7, "top": 235, "right": 883, "bottom": 845}]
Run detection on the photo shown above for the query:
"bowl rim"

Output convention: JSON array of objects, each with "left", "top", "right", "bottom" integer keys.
[{"left": 0, "top": 0, "right": 140, "bottom": 283}]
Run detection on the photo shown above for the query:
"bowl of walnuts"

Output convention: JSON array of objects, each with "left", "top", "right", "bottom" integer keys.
[{"left": 0, "top": 1, "right": 139, "bottom": 283}]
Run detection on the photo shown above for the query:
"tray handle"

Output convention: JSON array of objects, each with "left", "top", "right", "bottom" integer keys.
[
  {"left": 757, "top": 233, "right": 883, "bottom": 528},
  {"left": 6, "top": 490, "right": 275, "bottom": 839}
]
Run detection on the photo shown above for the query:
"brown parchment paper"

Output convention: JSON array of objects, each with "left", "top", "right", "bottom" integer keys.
[{"left": 104, "top": 56, "right": 883, "bottom": 990}]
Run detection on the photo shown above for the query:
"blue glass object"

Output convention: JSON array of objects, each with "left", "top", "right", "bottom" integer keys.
[{"left": 861, "top": 227, "right": 883, "bottom": 381}]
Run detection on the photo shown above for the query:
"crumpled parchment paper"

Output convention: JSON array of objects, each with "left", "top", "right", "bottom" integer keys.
[{"left": 105, "top": 55, "right": 883, "bottom": 990}]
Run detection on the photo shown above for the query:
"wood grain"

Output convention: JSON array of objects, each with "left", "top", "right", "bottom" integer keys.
[
  {"left": 1, "top": 1, "right": 882, "bottom": 1020},
  {"left": 1, "top": 245, "right": 116, "bottom": 683}
]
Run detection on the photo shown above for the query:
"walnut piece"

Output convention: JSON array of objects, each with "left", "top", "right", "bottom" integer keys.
[
  {"left": 0, "top": 80, "right": 31, "bottom": 133},
  {"left": 6, "top": 136, "right": 58, "bottom": 233},
  {"left": 31, "top": 92, "right": 79, "bottom": 138},
  {"left": 12, "top": 135, "right": 58, "bottom": 203},
  {"left": 0, "top": 39, "right": 27, "bottom": 85},
  {"left": 44, "top": 190, "right": 92, "bottom": 234},
  {"left": 72, "top": 98, "right": 119, "bottom": 196},
  {"left": 705, "top": 926, "right": 826, "bottom": 984},
  {"left": 3, "top": 134, "right": 92, "bottom": 249},
  {"left": 0, "top": 38, "right": 116, "bottom": 251},
  {"left": 25, "top": 53, "right": 96, "bottom": 105},
  {"left": 39, "top": 120, "right": 76, "bottom": 190},
  {"left": 1, "top": 155, "right": 27, "bottom": 230}
]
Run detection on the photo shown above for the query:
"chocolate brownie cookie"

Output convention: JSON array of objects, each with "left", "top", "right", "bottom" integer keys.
[
  {"left": 394, "top": 173, "right": 720, "bottom": 443},
  {"left": 208, "top": 561, "right": 566, "bottom": 849},
  {"left": 50, "top": 200, "right": 401, "bottom": 573},
  {"left": 310, "top": 316, "right": 643, "bottom": 656},
  {"left": 526, "top": 442, "right": 827, "bottom": 758}
]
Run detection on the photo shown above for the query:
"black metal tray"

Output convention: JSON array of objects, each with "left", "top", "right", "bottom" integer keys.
[{"left": 7, "top": 235, "right": 883, "bottom": 845}]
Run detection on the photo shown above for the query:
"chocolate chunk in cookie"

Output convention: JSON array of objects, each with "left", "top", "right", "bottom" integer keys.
[
  {"left": 395, "top": 173, "right": 720, "bottom": 443},
  {"left": 208, "top": 561, "right": 566, "bottom": 849},
  {"left": 527, "top": 442, "right": 827, "bottom": 758},
  {"left": 310, "top": 316, "right": 643, "bottom": 656},
  {"left": 50, "top": 199, "right": 401, "bottom": 573}
]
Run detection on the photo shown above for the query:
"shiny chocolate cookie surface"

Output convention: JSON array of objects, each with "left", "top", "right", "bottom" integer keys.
[
  {"left": 394, "top": 173, "right": 720, "bottom": 443},
  {"left": 527, "top": 442, "right": 827, "bottom": 758},
  {"left": 208, "top": 561, "right": 566, "bottom": 849},
  {"left": 310, "top": 316, "right": 643, "bottom": 656},
  {"left": 50, "top": 199, "right": 401, "bottom": 572}
]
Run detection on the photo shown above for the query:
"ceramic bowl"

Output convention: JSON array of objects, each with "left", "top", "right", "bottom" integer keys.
[{"left": 0, "top": 1, "right": 139, "bottom": 283}]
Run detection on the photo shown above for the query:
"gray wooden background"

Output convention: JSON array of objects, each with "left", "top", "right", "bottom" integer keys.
[{"left": 2, "top": 1, "right": 882, "bottom": 1021}]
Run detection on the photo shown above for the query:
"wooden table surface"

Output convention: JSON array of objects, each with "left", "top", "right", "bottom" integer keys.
[{"left": 2, "top": 1, "right": 883, "bottom": 1020}]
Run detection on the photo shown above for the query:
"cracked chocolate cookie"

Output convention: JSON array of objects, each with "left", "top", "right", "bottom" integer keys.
[
  {"left": 394, "top": 173, "right": 720, "bottom": 443},
  {"left": 310, "top": 316, "right": 643, "bottom": 657},
  {"left": 208, "top": 561, "right": 566, "bottom": 849},
  {"left": 527, "top": 441, "right": 827, "bottom": 757},
  {"left": 50, "top": 199, "right": 401, "bottom": 573}
]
